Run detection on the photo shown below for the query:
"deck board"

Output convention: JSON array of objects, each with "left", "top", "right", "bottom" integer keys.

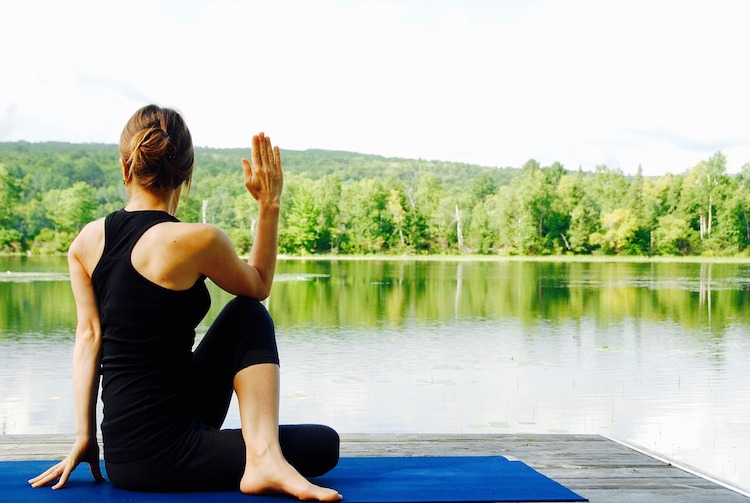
[{"left": 2, "top": 433, "right": 748, "bottom": 502}]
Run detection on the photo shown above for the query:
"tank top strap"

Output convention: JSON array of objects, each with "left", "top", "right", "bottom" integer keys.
[{"left": 101, "top": 209, "right": 179, "bottom": 259}]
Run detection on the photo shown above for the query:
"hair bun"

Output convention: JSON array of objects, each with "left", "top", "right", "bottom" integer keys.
[{"left": 119, "top": 105, "right": 194, "bottom": 191}]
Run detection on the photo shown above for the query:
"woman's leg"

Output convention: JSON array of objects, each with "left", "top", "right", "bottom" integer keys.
[
  {"left": 235, "top": 363, "right": 341, "bottom": 501},
  {"left": 191, "top": 296, "right": 280, "bottom": 428},
  {"left": 191, "top": 297, "right": 341, "bottom": 499},
  {"left": 107, "top": 425, "right": 339, "bottom": 492}
]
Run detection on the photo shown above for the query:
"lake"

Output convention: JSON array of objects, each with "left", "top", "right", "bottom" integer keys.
[{"left": 1, "top": 256, "right": 749, "bottom": 491}]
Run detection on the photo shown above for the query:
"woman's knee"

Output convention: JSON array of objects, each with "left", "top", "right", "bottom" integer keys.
[
  {"left": 220, "top": 297, "right": 276, "bottom": 338},
  {"left": 222, "top": 297, "right": 279, "bottom": 370},
  {"left": 225, "top": 296, "right": 272, "bottom": 322},
  {"left": 279, "top": 424, "right": 340, "bottom": 477}
]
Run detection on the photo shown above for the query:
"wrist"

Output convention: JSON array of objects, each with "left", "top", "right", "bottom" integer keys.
[
  {"left": 75, "top": 430, "right": 96, "bottom": 437},
  {"left": 258, "top": 199, "right": 281, "bottom": 212}
]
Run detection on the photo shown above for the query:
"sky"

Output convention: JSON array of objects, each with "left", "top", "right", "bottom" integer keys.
[{"left": 2, "top": 0, "right": 750, "bottom": 176}]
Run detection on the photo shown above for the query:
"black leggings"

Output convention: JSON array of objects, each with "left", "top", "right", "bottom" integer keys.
[{"left": 105, "top": 297, "right": 340, "bottom": 492}]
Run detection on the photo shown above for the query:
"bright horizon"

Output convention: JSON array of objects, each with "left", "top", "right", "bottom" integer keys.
[{"left": 2, "top": 0, "right": 749, "bottom": 176}]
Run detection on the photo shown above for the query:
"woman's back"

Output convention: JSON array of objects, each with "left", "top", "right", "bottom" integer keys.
[{"left": 92, "top": 209, "right": 210, "bottom": 463}]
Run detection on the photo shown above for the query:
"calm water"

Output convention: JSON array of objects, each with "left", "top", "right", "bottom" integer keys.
[{"left": 1, "top": 256, "right": 749, "bottom": 491}]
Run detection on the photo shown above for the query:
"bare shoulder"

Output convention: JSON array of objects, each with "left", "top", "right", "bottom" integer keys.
[
  {"left": 70, "top": 218, "right": 105, "bottom": 250},
  {"left": 167, "top": 222, "right": 230, "bottom": 252},
  {"left": 151, "top": 222, "right": 238, "bottom": 273},
  {"left": 69, "top": 218, "right": 106, "bottom": 277}
]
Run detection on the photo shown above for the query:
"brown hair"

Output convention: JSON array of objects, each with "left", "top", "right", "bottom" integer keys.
[{"left": 119, "top": 105, "right": 194, "bottom": 192}]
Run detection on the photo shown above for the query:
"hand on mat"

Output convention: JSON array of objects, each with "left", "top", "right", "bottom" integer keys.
[{"left": 28, "top": 436, "right": 104, "bottom": 490}]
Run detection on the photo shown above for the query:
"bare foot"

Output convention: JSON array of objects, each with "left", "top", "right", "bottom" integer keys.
[{"left": 240, "top": 447, "right": 341, "bottom": 501}]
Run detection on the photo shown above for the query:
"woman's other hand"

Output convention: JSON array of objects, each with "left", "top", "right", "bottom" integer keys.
[
  {"left": 242, "top": 132, "right": 283, "bottom": 205},
  {"left": 28, "top": 436, "right": 104, "bottom": 490}
]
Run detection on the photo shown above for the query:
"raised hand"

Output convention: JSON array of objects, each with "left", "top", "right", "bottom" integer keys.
[{"left": 241, "top": 133, "right": 283, "bottom": 205}]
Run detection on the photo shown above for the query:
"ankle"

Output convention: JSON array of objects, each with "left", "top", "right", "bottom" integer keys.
[{"left": 245, "top": 439, "right": 280, "bottom": 461}]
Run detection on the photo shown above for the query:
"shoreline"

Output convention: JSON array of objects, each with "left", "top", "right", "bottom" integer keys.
[
  {"left": 4, "top": 252, "right": 750, "bottom": 264},
  {"left": 275, "top": 253, "right": 750, "bottom": 264}
]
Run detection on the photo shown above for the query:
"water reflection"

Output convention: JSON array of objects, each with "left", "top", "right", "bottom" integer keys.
[{"left": 1, "top": 257, "right": 749, "bottom": 491}]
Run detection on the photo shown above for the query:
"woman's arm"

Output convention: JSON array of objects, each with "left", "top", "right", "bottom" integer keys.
[
  {"left": 29, "top": 230, "right": 105, "bottom": 489},
  {"left": 196, "top": 133, "right": 283, "bottom": 299}
]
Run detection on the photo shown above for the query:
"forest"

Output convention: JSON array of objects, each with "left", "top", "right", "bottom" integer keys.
[{"left": 1, "top": 141, "right": 749, "bottom": 257}]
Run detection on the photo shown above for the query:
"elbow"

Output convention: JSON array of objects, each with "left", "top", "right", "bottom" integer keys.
[
  {"left": 252, "top": 285, "right": 272, "bottom": 302},
  {"left": 75, "top": 323, "right": 101, "bottom": 346},
  {"left": 247, "top": 271, "right": 273, "bottom": 301}
]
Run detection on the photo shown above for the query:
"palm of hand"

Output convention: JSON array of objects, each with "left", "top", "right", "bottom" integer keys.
[{"left": 242, "top": 132, "right": 283, "bottom": 203}]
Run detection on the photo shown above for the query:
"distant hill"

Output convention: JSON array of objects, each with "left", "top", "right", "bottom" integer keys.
[{"left": 0, "top": 141, "right": 522, "bottom": 193}]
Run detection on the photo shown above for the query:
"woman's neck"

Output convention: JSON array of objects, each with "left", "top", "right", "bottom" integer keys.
[{"left": 124, "top": 185, "right": 181, "bottom": 215}]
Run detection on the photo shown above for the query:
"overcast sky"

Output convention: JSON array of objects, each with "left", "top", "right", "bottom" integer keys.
[{"left": 2, "top": 0, "right": 749, "bottom": 176}]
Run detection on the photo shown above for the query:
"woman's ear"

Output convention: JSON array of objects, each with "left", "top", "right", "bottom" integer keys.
[{"left": 120, "top": 158, "right": 129, "bottom": 183}]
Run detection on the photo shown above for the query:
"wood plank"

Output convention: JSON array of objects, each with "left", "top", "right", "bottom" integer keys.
[{"left": 1, "top": 433, "right": 748, "bottom": 503}]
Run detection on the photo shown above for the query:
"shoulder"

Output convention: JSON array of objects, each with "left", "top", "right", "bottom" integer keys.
[
  {"left": 69, "top": 218, "right": 106, "bottom": 275},
  {"left": 171, "top": 223, "right": 245, "bottom": 270},
  {"left": 71, "top": 218, "right": 105, "bottom": 248},
  {"left": 70, "top": 219, "right": 105, "bottom": 253},
  {"left": 150, "top": 222, "right": 236, "bottom": 267},
  {"left": 166, "top": 222, "right": 229, "bottom": 250}
]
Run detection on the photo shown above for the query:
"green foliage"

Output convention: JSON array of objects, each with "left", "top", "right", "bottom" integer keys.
[
  {"left": 654, "top": 214, "right": 693, "bottom": 255},
  {"left": 1, "top": 141, "right": 749, "bottom": 256},
  {"left": 0, "top": 228, "right": 23, "bottom": 253},
  {"left": 590, "top": 209, "right": 638, "bottom": 254},
  {"left": 0, "top": 164, "right": 22, "bottom": 227},
  {"left": 43, "top": 181, "right": 97, "bottom": 233}
]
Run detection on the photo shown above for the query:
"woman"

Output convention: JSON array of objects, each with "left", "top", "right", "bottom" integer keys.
[{"left": 29, "top": 105, "right": 342, "bottom": 501}]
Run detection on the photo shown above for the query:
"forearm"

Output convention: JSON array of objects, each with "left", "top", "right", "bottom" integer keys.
[
  {"left": 248, "top": 200, "right": 280, "bottom": 297},
  {"left": 72, "top": 328, "right": 101, "bottom": 439}
]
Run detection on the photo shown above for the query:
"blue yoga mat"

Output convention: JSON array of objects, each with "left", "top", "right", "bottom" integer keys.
[{"left": 3, "top": 456, "right": 587, "bottom": 502}]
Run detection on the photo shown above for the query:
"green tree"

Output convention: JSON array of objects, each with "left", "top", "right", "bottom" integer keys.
[
  {"left": 586, "top": 165, "right": 628, "bottom": 214},
  {"left": 280, "top": 177, "right": 319, "bottom": 253},
  {"left": 0, "top": 164, "right": 22, "bottom": 226},
  {"left": 654, "top": 214, "right": 693, "bottom": 255},
  {"left": 507, "top": 160, "right": 556, "bottom": 254},
  {"left": 556, "top": 169, "right": 598, "bottom": 253},
  {"left": 682, "top": 152, "right": 728, "bottom": 242},
  {"left": 315, "top": 174, "right": 343, "bottom": 253},
  {"left": 590, "top": 208, "right": 638, "bottom": 254},
  {"left": 625, "top": 166, "right": 652, "bottom": 254},
  {"left": 469, "top": 172, "right": 498, "bottom": 204},
  {"left": 709, "top": 176, "right": 745, "bottom": 254},
  {"left": 568, "top": 202, "right": 599, "bottom": 253},
  {"left": 42, "top": 181, "right": 96, "bottom": 234},
  {"left": 413, "top": 173, "right": 447, "bottom": 251},
  {"left": 0, "top": 164, "right": 25, "bottom": 251},
  {"left": 734, "top": 163, "right": 750, "bottom": 249},
  {"left": 339, "top": 179, "right": 391, "bottom": 253},
  {"left": 467, "top": 194, "right": 504, "bottom": 254}
]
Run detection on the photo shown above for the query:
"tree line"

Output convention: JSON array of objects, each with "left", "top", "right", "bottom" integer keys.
[{"left": 1, "top": 141, "right": 749, "bottom": 257}]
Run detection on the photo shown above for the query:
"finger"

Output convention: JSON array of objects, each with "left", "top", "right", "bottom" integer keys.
[
  {"left": 29, "top": 474, "right": 49, "bottom": 487},
  {"left": 30, "top": 472, "right": 58, "bottom": 488},
  {"left": 241, "top": 158, "right": 260, "bottom": 200},
  {"left": 29, "top": 464, "right": 60, "bottom": 486},
  {"left": 251, "top": 135, "right": 262, "bottom": 168},
  {"left": 259, "top": 133, "right": 270, "bottom": 167},
  {"left": 241, "top": 157, "right": 253, "bottom": 178},
  {"left": 28, "top": 472, "right": 44, "bottom": 485},
  {"left": 273, "top": 146, "right": 282, "bottom": 172},
  {"left": 52, "top": 468, "right": 70, "bottom": 490}
]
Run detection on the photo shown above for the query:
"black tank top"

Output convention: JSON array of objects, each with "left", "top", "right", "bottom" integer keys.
[{"left": 92, "top": 209, "right": 210, "bottom": 463}]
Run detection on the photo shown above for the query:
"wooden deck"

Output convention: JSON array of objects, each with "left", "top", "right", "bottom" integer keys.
[{"left": 2, "top": 433, "right": 748, "bottom": 502}]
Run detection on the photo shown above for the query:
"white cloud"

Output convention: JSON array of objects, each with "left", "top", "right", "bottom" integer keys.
[{"left": 1, "top": 0, "right": 749, "bottom": 175}]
